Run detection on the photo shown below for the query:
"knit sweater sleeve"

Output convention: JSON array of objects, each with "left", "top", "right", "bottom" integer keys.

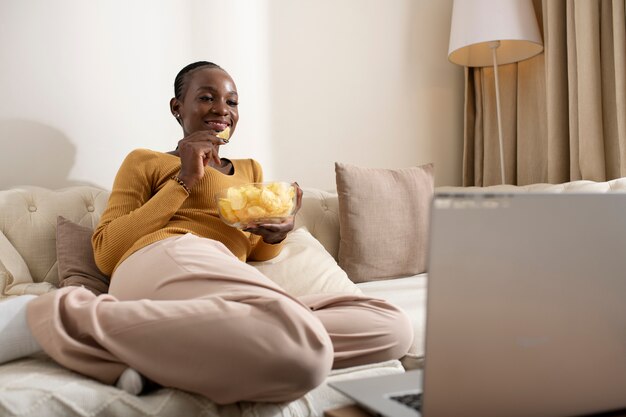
[{"left": 92, "top": 149, "right": 188, "bottom": 276}]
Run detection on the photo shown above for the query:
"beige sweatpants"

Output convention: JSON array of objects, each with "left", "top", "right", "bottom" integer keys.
[{"left": 27, "top": 233, "right": 413, "bottom": 404}]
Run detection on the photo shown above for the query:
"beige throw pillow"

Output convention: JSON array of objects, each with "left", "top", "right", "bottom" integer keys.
[
  {"left": 56, "top": 216, "right": 110, "bottom": 295},
  {"left": 249, "top": 227, "right": 362, "bottom": 297},
  {"left": 0, "top": 230, "right": 55, "bottom": 298},
  {"left": 335, "top": 162, "right": 434, "bottom": 282}
]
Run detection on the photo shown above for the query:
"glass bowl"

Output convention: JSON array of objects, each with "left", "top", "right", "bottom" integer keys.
[{"left": 215, "top": 182, "right": 297, "bottom": 229}]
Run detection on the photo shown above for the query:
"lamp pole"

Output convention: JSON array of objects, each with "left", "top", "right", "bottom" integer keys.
[{"left": 489, "top": 40, "right": 506, "bottom": 185}]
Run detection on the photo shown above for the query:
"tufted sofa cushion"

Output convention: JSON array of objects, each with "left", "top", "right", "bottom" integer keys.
[{"left": 295, "top": 188, "right": 342, "bottom": 259}]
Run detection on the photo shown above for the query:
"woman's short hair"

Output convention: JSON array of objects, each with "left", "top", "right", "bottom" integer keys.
[{"left": 174, "top": 61, "right": 222, "bottom": 99}]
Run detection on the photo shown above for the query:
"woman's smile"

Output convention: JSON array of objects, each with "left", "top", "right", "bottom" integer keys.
[{"left": 204, "top": 120, "right": 229, "bottom": 132}]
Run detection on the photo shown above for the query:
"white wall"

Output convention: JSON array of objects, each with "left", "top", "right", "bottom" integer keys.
[{"left": 0, "top": 0, "right": 464, "bottom": 191}]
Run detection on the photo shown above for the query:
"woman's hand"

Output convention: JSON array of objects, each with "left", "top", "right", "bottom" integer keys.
[
  {"left": 176, "top": 131, "right": 226, "bottom": 188},
  {"left": 244, "top": 183, "right": 303, "bottom": 244}
]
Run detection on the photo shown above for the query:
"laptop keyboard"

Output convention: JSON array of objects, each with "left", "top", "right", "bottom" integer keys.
[{"left": 390, "top": 392, "right": 423, "bottom": 411}]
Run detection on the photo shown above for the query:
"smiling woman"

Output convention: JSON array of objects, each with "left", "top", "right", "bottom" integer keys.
[
  {"left": 0, "top": 61, "right": 414, "bottom": 405},
  {"left": 169, "top": 61, "right": 239, "bottom": 175}
]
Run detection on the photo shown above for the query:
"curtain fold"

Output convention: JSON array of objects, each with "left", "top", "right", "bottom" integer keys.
[{"left": 463, "top": 0, "right": 626, "bottom": 186}]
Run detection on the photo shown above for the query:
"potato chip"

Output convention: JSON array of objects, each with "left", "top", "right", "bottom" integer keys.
[
  {"left": 217, "top": 127, "right": 231, "bottom": 141},
  {"left": 217, "top": 199, "right": 238, "bottom": 224},
  {"left": 226, "top": 187, "right": 246, "bottom": 210}
]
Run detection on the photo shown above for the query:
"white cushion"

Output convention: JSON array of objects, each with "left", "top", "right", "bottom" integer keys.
[
  {"left": 249, "top": 227, "right": 361, "bottom": 297},
  {"left": 357, "top": 275, "right": 427, "bottom": 369}
]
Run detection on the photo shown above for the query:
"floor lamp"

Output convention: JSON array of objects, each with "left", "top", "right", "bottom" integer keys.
[{"left": 448, "top": 0, "right": 543, "bottom": 184}]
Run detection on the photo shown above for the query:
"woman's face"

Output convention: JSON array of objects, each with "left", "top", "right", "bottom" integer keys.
[{"left": 172, "top": 67, "right": 239, "bottom": 138}]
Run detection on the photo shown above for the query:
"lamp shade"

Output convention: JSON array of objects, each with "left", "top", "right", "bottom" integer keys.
[{"left": 448, "top": 0, "right": 543, "bottom": 67}]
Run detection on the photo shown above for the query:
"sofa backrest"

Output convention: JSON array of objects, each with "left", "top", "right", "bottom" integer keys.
[
  {"left": 437, "top": 178, "right": 626, "bottom": 193},
  {"left": 295, "top": 188, "right": 342, "bottom": 259},
  {"left": 298, "top": 178, "right": 626, "bottom": 261},
  {"left": 0, "top": 185, "right": 338, "bottom": 293},
  {"left": 1, "top": 178, "right": 626, "bottom": 294}
]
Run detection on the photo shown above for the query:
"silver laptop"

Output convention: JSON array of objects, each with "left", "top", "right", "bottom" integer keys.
[{"left": 330, "top": 193, "right": 626, "bottom": 417}]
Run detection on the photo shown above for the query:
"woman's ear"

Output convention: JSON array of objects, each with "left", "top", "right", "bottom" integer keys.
[
  {"left": 170, "top": 97, "right": 180, "bottom": 117},
  {"left": 170, "top": 98, "right": 182, "bottom": 126}
]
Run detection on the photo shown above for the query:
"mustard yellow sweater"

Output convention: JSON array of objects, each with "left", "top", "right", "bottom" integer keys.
[{"left": 92, "top": 149, "right": 284, "bottom": 277}]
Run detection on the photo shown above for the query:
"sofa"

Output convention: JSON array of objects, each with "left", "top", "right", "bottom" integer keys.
[{"left": 1, "top": 177, "right": 625, "bottom": 417}]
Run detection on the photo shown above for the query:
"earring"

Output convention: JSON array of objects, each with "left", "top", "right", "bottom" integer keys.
[{"left": 174, "top": 113, "right": 180, "bottom": 118}]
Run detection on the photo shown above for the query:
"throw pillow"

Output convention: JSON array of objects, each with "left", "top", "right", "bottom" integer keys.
[
  {"left": 0, "top": 230, "right": 56, "bottom": 298},
  {"left": 335, "top": 162, "right": 434, "bottom": 282},
  {"left": 248, "top": 227, "right": 362, "bottom": 297},
  {"left": 56, "top": 216, "right": 110, "bottom": 295}
]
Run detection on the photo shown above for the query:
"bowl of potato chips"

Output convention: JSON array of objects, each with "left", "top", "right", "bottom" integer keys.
[{"left": 215, "top": 182, "right": 297, "bottom": 229}]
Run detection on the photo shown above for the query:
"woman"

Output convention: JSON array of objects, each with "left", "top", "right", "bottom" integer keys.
[{"left": 0, "top": 61, "right": 413, "bottom": 404}]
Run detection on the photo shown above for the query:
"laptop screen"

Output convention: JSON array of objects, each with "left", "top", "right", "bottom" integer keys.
[{"left": 422, "top": 193, "right": 626, "bottom": 417}]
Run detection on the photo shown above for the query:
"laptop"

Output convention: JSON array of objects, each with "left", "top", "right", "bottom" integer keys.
[{"left": 330, "top": 193, "right": 626, "bottom": 417}]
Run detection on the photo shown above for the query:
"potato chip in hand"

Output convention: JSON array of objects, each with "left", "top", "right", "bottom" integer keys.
[{"left": 216, "top": 127, "right": 231, "bottom": 142}]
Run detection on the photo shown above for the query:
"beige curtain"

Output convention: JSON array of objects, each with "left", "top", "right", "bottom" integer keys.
[{"left": 464, "top": 0, "right": 626, "bottom": 186}]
